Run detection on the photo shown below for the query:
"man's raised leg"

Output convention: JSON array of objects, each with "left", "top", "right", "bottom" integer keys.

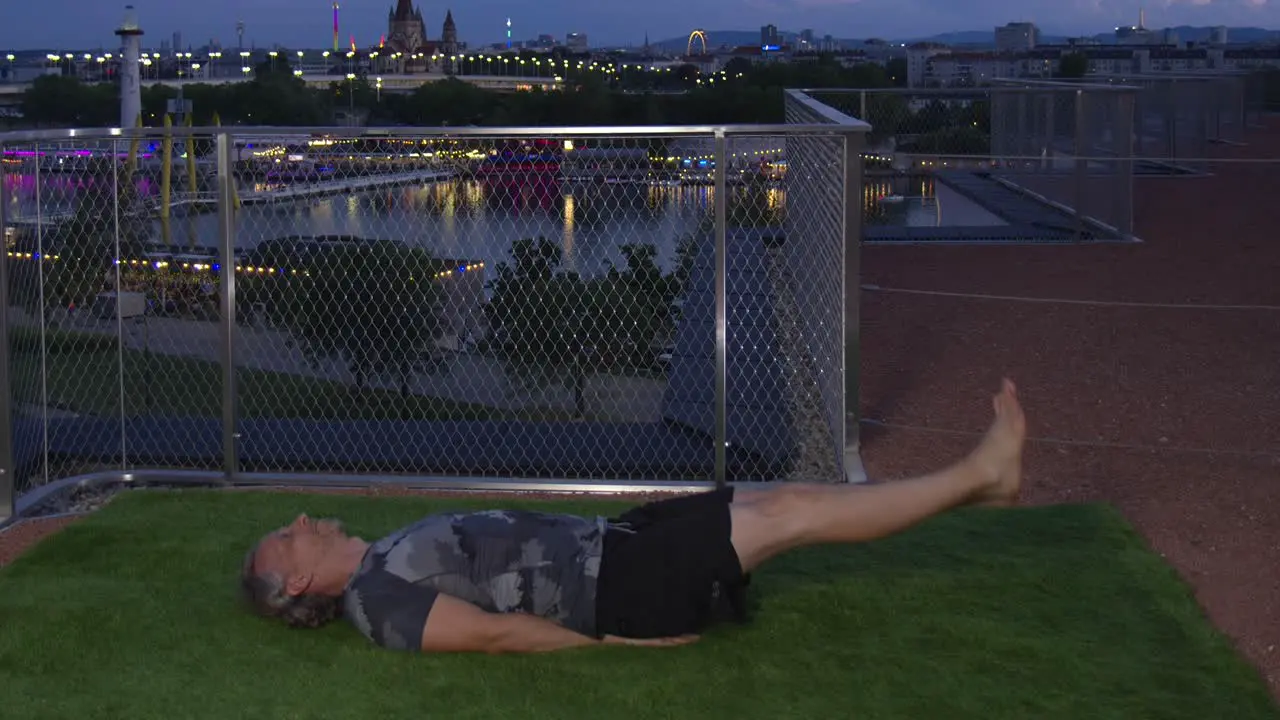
[{"left": 728, "top": 379, "right": 1026, "bottom": 573}]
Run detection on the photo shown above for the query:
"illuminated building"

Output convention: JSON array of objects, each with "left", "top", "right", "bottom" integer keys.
[{"left": 385, "top": 0, "right": 458, "bottom": 73}]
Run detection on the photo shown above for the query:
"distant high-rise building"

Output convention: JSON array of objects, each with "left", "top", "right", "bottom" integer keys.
[
  {"left": 566, "top": 32, "right": 588, "bottom": 52},
  {"left": 760, "top": 24, "right": 779, "bottom": 49},
  {"left": 994, "top": 22, "right": 1038, "bottom": 52},
  {"left": 1115, "top": 7, "right": 1155, "bottom": 44},
  {"left": 1210, "top": 26, "right": 1228, "bottom": 46},
  {"left": 799, "top": 29, "right": 815, "bottom": 48},
  {"left": 173, "top": 31, "right": 182, "bottom": 53}
]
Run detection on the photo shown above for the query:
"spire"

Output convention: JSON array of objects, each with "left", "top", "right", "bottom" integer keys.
[
  {"left": 393, "top": 0, "right": 414, "bottom": 21},
  {"left": 444, "top": 9, "right": 454, "bottom": 27}
]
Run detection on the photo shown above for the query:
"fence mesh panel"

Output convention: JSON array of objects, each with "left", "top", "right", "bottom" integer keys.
[
  {"left": 783, "top": 94, "right": 859, "bottom": 480},
  {"left": 3, "top": 133, "right": 226, "bottom": 492},
  {"left": 3, "top": 126, "right": 861, "bottom": 489},
  {"left": 228, "top": 134, "right": 711, "bottom": 479}
]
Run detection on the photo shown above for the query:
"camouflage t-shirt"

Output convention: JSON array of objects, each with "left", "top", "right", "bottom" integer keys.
[{"left": 342, "top": 509, "right": 608, "bottom": 651}]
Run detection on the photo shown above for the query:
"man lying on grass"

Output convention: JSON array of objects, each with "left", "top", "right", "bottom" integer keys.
[{"left": 241, "top": 379, "right": 1027, "bottom": 653}]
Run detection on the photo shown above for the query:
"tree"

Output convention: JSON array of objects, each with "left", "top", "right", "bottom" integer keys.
[
  {"left": 485, "top": 237, "right": 682, "bottom": 418},
  {"left": 885, "top": 58, "right": 909, "bottom": 87},
  {"left": 1057, "top": 52, "right": 1089, "bottom": 79},
  {"left": 484, "top": 236, "right": 587, "bottom": 413},
  {"left": 268, "top": 240, "right": 444, "bottom": 397},
  {"left": 583, "top": 244, "right": 675, "bottom": 369},
  {"left": 20, "top": 75, "right": 116, "bottom": 127}
]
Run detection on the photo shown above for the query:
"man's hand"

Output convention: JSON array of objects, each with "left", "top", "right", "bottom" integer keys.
[{"left": 601, "top": 634, "right": 701, "bottom": 647}]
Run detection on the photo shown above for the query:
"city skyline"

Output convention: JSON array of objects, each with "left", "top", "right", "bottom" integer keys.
[{"left": 1, "top": 0, "right": 1278, "bottom": 51}]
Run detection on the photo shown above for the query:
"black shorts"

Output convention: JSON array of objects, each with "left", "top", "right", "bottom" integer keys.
[{"left": 594, "top": 487, "right": 752, "bottom": 639}]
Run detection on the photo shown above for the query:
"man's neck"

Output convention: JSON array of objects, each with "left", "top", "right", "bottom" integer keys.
[{"left": 314, "top": 537, "right": 371, "bottom": 596}]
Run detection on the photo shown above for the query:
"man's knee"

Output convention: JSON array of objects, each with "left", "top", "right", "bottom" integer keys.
[
  {"left": 729, "top": 485, "right": 820, "bottom": 569},
  {"left": 737, "top": 484, "right": 820, "bottom": 521}
]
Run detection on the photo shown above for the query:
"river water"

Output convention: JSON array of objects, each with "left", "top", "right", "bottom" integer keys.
[{"left": 5, "top": 173, "right": 720, "bottom": 277}]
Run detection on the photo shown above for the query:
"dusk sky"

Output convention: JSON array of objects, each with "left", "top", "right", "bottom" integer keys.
[{"left": 1, "top": 0, "right": 1276, "bottom": 51}]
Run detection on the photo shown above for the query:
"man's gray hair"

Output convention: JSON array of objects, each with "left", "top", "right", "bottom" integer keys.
[{"left": 239, "top": 542, "right": 344, "bottom": 629}]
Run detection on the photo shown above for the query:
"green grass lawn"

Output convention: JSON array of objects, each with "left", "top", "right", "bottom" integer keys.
[
  {"left": 0, "top": 491, "right": 1274, "bottom": 720},
  {"left": 8, "top": 327, "right": 512, "bottom": 420}
]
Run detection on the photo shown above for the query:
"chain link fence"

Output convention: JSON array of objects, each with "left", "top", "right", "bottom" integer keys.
[
  {"left": 0, "top": 133, "right": 228, "bottom": 495},
  {"left": 783, "top": 91, "right": 867, "bottom": 483},
  {"left": 1104, "top": 72, "right": 1252, "bottom": 148},
  {"left": 0, "top": 123, "right": 867, "bottom": 512},
  {"left": 999, "top": 73, "right": 1258, "bottom": 171},
  {"left": 803, "top": 86, "right": 1136, "bottom": 242}
]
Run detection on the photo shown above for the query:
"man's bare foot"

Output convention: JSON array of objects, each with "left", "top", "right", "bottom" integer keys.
[{"left": 968, "top": 378, "right": 1027, "bottom": 506}]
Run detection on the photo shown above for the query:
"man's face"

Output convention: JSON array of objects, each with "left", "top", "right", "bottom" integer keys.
[{"left": 252, "top": 514, "right": 348, "bottom": 591}]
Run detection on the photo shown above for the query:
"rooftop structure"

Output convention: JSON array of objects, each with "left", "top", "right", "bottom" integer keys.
[{"left": 1, "top": 71, "right": 1278, "bottom": 703}]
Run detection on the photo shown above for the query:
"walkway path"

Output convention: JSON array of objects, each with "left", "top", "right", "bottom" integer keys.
[{"left": 13, "top": 310, "right": 666, "bottom": 423}]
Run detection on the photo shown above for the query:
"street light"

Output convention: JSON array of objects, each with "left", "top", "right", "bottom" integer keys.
[{"left": 345, "top": 72, "right": 355, "bottom": 116}]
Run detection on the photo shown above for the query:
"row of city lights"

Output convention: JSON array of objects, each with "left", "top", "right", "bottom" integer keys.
[
  {"left": 30, "top": 49, "right": 741, "bottom": 79},
  {"left": 7, "top": 253, "right": 485, "bottom": 279}
]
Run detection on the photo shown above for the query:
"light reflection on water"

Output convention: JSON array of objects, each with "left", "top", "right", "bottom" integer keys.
[
  {"left": 4, "top": 174, "right": 719, "bottom": 277},
  {"left": 4, "top": 170, "right": 1005, "bottom": 274}
]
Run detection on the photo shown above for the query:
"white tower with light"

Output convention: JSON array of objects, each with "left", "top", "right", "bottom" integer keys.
[
  {"left": 114, "top": 4, "right": 145, "bottom": 128},
  {"left": 506, "top": 18, "right": 512, "bottom": 49}
]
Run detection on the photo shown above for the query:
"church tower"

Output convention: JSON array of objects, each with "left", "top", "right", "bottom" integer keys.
[
  {"left": 387, "top": 0, "right": 428, "bottom": 71},
  {"left": 441, "top": 10, "right": 458, "bottom": 73}
]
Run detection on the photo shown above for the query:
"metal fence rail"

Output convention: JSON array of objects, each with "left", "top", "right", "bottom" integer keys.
[{"left": 0, "top": 122, "right": 869, "bottom": 521}]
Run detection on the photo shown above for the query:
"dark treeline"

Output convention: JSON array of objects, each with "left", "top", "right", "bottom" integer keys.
[{"left": 16, "top": 53, "right": 909, "bottom": 128}]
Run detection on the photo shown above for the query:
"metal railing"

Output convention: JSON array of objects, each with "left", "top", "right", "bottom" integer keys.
[
  {"left": 995, "top": 73, "right": 1258, "bottom": 171},
  {"left": 0, "top": 121, "right": 870, "bottom": 522},
  {"left": 798, "top": 85, "right": 1139, "bottom": 242},
  {"left": 1100, "top": 72, "right": 1254, "bottom": 146}
]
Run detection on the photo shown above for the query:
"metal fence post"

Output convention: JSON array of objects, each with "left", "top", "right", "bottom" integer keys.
[
  {"left": 842, "top": 129, "right": 867, "bottom": 484},
  {"left": 1073, "top": 89, "right": 1089, "bottom": 241},
  {"left": 112, "top": 139, "right": 128, "bottom": 470},
  {"left": 1113, "top": 90, "right": 1136, "bottom": 240},
  {"left": 215, "top": 132, "right": 239, "bottom": 481},
  {"left": 712, "top": 129, "right": 728, "bottom": 489},
  {"left": 1016, "top": 92, "right": 1028, "bottom": 158},
  {"left": 0, "top": 143, "right": 15, "bottom": 523}
]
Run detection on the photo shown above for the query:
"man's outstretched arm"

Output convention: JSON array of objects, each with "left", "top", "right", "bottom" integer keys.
[{"left": 420, "top": 594, "right": 697, "bottom": 654}]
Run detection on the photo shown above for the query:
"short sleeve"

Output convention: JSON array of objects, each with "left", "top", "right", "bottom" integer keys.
[{"left": 343, "top": 568, "right": 439, "bottom": 652}]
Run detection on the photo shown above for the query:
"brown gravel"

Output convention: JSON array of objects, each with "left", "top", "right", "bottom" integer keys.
[
  {"left": 2, "top": 121, "right": 1278, "bottom": 699},
  {"left": 0, "top": 515, "right": 86, "bottom": 566}
]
